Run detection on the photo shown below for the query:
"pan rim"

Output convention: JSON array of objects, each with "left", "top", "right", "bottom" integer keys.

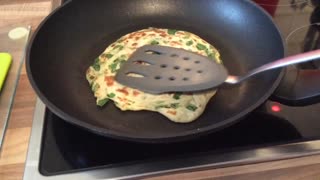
[{"left": 26, "top": 0, "right": 285, "bottom": 143}]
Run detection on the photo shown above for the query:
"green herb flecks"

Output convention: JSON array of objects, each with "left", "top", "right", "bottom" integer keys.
[
  {"left": 91, "top": 83, "right": 99, "bottom": 92},
  {"left": 119, "top": 60, "right": 126, "bottom": 68},
  {"left": 102, "top": 53, "right": 113, "bottom": 59},
  {"left": 91, "top": 58, "right": 100, "bottom": 71},
  {"left": 196, "top": 43, "right": 207, "bottom": 51},
  {"left": 173, "top": 92, "right": 182, "bottom": 100},
  {"left": 113, "top": 45, "right": 124, "bottom": 50},
  {"left": 107, "top": 93, "right": 116, "bottom": 98},
  {"left": 168, "top": 29, "right": 178, "bottom": 35},
  {"left": 155, "top": 103, "right": 180, "bottom": 110},
  {"left": 150, "top": 40, "right": 159, "bottom": 45},
  {"left": 186, "top": 40, "right": 193, "bottom": 46},
  {"left": 87, "top": 74, "right": 96, "bottom": 82},
  {"left": 116, "top": 39, "right": 124, "bottom": 43},
  {"left": 109, "top": 63, "right": 118, "bottom": 73},
  {"left": 97, "top": 98, "right": 109, "bottom": 107},
  {"left": 170, "top": 103, "right": 180, "bottom": 109},
  {"left": 186, "top": 104, "right": 198, "bottom": 111},
  {"left": 109, "top": 58, "right": 126, "bottom": 73},
  {"left": 208, "top": 53, "right": 215, "bottom": 60},
  {"left": 205, "top": 49, "right": 211, "bottom": 56},
  {"left": 155, "top": 104, "right": 168, "bottom": 110}
]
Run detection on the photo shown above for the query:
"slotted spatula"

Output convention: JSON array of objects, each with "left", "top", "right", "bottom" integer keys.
[{"left": 115, "top": 45, "right": 320, "bottom": 94}]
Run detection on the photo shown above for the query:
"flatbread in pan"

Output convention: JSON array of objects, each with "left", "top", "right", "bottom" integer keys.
[{"left": 86, "top": 28, "right": 222, "bottom": 123}]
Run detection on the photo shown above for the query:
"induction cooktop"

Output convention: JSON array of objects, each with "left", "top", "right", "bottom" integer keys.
[{"left": 23, "top": 0, "right": 320, "bottom": 179}]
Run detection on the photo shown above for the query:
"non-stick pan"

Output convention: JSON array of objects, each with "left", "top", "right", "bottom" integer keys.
[{"left": 27, "top": 0, "right": 285, "bottom": 143}]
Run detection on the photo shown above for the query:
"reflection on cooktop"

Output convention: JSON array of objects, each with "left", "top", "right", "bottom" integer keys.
[{"left": 39, "top": 110, "right": 301, "bottom": 175}]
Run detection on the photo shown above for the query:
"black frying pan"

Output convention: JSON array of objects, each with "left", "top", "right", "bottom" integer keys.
[{"left": 26, "top": 0, "right": 284, "bottom": 143}]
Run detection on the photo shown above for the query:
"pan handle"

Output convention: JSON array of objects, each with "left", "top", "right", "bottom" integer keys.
[{"left": 271, "top": 65, "right": 320, "bottom": 106}]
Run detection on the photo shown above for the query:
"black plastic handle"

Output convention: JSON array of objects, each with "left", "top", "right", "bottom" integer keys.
[{"left": 272, "top": 65, "right": 320, "bottom": 106}]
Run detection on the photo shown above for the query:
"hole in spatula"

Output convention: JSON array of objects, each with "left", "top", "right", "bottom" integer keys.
[
  {"left": 126, "top": 72, "right": 145, "bottom": 78},
  {"left": 133, "top": 60, "right": 151, "bottom": 66},
  {"left": 154, "top": 76, "right": 162, "bottom": 80},
  {"left": 171, "top": 54, "right": 179, "bottom": 58},
  {"left": 145, "top": 50, "right": 162, "bottom": 55},
  {"left": 161, "top": 64, "right": 167, "bottom": 68},
  {"left": 169, "top": 77, "right": 176, "bottom": 81}
]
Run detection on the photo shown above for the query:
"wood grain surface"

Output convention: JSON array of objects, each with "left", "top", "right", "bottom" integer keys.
[
  {"left": 1, "top": 1, "right": 320, "bottom": 180},
  {"left": 0, "top": 1, "right": 51, "bottom": 180}
]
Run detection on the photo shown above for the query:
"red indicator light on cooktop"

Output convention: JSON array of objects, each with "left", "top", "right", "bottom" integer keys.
[{"left": 271, "top": 105, "right": 281, "bottom": 112}]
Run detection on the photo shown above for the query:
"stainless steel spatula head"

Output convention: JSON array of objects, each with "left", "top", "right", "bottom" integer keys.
[{"left": 115, "top": 45, "right": 228, "bottom": 94}]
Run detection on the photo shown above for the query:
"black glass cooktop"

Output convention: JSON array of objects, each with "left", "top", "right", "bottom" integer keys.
[
  {"left": 40, "top": 100, "right": 320, "bottom": 175},
  {"left": 39, "top": 0, "right": 320, "bottom": 176}
]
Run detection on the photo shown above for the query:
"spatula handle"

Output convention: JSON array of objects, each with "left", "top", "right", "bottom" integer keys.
[
  {"left": 226, "top": 49, "right": 320, "bottom": 84},
  {"left": 255, "top": 49, "right": 320, "bottom": 72}
]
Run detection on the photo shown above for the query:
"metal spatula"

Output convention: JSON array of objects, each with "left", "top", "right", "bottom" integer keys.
[{"left": 115, "top": 45, "right": 320, "bottom": 94}]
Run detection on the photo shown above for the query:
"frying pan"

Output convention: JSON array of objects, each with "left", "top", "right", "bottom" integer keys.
[{"left": 27, "top": 0, "right": 285, "bottom": 143}]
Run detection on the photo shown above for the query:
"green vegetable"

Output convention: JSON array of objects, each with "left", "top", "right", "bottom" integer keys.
[
  {"left": 196, "top": 43, "right": 207, "bottom": 51},
  {"left": 109, "top": 63, "right": 118, "bottom": 73},
  {"left": 107, "top": 93, "right": 116, "bottom": 98},
  {"left": 91, "top": 83, "right": 99, "bottom": 92},
  {"left": 91, "top": 58, "right": 100, "bottom": 71},
  {"left": 103, "top": 53, "right": 113, "bottom": 59},
  {"left": 168, "top": 29, "right": 178, "bottom": 35},
  {"left": 173, "top": 93, "right": 182, "bottom": 100},
  {"left": 186, "top": 104, "right": 198, "bottom": 111},
  {"left": 87, "top": 74, "right": 96, "bottom": 82},
  {"left": 155, "top": 104, "right": 168, "bottom": 110},
  {"left": 97, "top": 98, "right": 109, "bottom": 107},
  {"left": 117, "top": 39, "right": 124, "bottom": 43},
  {"left": 205, "top": 49, "right": 211, "bottom": 56},
  {"left": 208, "top": 53, "right": 215, "bottom": 60},
  {"left": 119, "top": 60, "right": 126, "bottom": 68},
  {"left": 109, "top": 58, "right": 126, "bottom": 73},
  {"left": 155, "top": 103, "right": 180, "bottom": 109},
  {"left": 170, "top": 103, "right": 180, "bottom": 109},
  {"left": 113, "top": 58, "right": 121, "bottom": 63},
  {"left": 92, "top": 64, "right": 100, "bottom": 71},
  {"left": 186, "top": 40, "right": 193, "bottom": 46},
  {"left": 95, "top": 58, "right": 100, "bottom": 63},
  {"left": 113, "top": 45, "right": 124, "bottom": 50},
  {"left": 150, "top": 40, "right": 159, "bottom": 45}
]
